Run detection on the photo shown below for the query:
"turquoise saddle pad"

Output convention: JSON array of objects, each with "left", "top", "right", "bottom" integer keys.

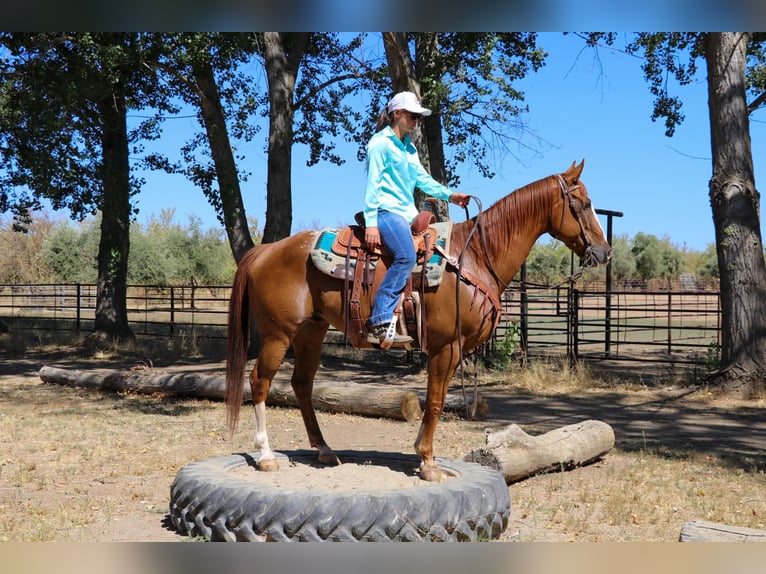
[{"left": 309, "top": 220, "right": 453, "bottom": 288}]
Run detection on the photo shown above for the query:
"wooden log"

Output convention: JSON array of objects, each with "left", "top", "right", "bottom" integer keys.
[
  {"left": 419, "top": 391, "right": 489, "bottom": 421},
  {"left": 463, "top": 419, "right": 615, "bottom": 483},
  {"left": 679, "top": 519, "right": 766, "bottom": 542},
  {"left": 38, "top": 365, "right": 427, "bottom": 422}
]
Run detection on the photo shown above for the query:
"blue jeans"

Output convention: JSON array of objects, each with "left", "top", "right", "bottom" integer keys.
[{"left": 368, "top": 210, "right": 416, "bottom": 326}]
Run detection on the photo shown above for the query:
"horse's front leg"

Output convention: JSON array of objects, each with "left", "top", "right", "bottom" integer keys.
[{"left": 414, "top": 344, "right": 460, "bottom": 482}]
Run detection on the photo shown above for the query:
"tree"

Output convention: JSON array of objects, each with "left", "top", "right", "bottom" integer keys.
[
  {"left": 45, "top": 218, "right": 100, "bottom": 284},
  {"left": 0, "top": 211, "right": 60, "bottom": 283},
  {"left": 260, "top": 33, "right": 376, "bottom": 242},
  {"left": 689, "top": 243, "right": 719, "bottom": 280},
  {"left": 523, "top": 239, "right": 571, "bottom": 284},
  {"left": 0, "top": 33, "right": 176, "bottom": 340},
  {"left": 631, "top": 232, "right": 682, "bottom": 285},
  {"left": 146, "top": 33, "right": 262, "bottom": 262},
  {"left": 607, "top": 235, "right": 637, "bottom": 281},
  {"left": 261, "top": 32, "right": 310, "bottom": 243},
  {"left": 624, "top": 32, "right": 766, "bottom": 393},
  {"left": 153, "top": 33, "right": 377, "bottom": 248}
]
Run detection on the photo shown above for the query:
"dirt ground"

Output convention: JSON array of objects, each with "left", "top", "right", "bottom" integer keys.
[{"left": 2, "top": 344, "right": 765, "bottom": 542}]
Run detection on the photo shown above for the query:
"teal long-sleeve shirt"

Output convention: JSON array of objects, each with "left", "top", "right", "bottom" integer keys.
[{"left": 363, "top": 126, "right": 451, "bottom": 228}]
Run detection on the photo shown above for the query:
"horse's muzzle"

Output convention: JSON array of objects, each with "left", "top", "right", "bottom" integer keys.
[{"left": 580, "top": 245, "right": 612, "bottom": 268}]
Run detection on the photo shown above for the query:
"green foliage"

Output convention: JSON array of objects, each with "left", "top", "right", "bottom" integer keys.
[
  {"left": 44, "top": 220, "right": 99, "bottom": 283},
  {"left": 490, "top": 322, "right": 519, "bottom": 371},
  {"left": 607, "top": 235, "right": 637, "bottom": 280},
  {"left": 704, "top": 340, "right": 722, "bottom": 373},
  {"left": 523, "top": 239, "right": 572, "bottom": 284},
  {"left": 0, "top": 33, "right": 178, "bottom": 222},
  {"left": 131, "top": 213, "right": 237, "bottom": 285},
  {"left": 631, "top": 232, "right": 683, "bottom": 283},
  {"left": 624, "top": 33, "right": 706, "bottom": 137},
  {"left": 693, "top": 243, "right": 719, "bottom": 279},
  {"left": 145, "top": 33, "right": 263, "bottom": 226},
  {"left": 419, "top": 33, "right": 546, "bottom": 185},
  {"left": 33, "top": 210, "right": 237, "bottom": 285}
]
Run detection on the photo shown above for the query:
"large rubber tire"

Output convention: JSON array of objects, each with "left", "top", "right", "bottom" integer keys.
[{"left": 169, "top": 450, "right": 510, "bottom": 542}]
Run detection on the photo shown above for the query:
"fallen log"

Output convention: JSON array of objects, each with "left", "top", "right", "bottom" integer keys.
[
  {"left": 38, "top": 365, "right": 484, "bottom": 422},
  {"left": 463, "top": 419, "right": 614, "bottom": 483},
  {"left": 679, "top": 519, "right": 766, "bottom": 542}
]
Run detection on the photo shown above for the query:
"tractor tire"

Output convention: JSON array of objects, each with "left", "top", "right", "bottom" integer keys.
[{"left": 169, "top": 450, "right": 509, "bottom": 542}]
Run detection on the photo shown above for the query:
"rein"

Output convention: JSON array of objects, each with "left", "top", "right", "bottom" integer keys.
[{"left": 453, "top": 196, "right": 483, "bottom": 420}]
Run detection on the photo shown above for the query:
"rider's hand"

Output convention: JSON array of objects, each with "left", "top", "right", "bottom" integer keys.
[
  {"left": 449, "top": 192, "right": 471, "bottom": 208},
  {"left": 365, "top": 226, "right": 381, "bottom": 250}
]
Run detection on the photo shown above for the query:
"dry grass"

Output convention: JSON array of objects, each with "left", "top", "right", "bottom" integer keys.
[
  {"left": 1, "top": 334, "right": 765, "bottom": 542},
  {"left": 505, "top": 448, "right": 765, "bottom": 542}
]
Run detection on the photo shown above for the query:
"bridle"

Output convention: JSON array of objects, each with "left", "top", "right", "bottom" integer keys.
[
  {"left": 553, "top": 174, "right": 598, "bottom": 270},
  {"left": 465, "top": 175, "right": 598, "bottom": 294}
]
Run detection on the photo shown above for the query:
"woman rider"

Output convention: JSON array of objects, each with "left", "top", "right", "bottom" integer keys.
[{"left": 363, "top": 91, "right": 470, "bottom": 348}]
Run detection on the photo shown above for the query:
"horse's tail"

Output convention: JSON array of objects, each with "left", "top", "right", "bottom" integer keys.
[{"left": 225, "top": 245, "right": 266, "bottom": 435}]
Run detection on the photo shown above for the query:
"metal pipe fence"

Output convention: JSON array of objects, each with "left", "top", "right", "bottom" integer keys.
[
  {"left": 493, "top": 285, "right": 721, "bottom": 365},
  {"left": 0, "top": 283, "right": 721, "bottom": 365}
]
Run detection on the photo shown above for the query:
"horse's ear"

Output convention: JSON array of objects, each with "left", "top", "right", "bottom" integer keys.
[{"left": 564, "top": 159, "right": 585, "bottom": 182}]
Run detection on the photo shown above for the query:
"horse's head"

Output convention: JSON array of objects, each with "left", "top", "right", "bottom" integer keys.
[{"left": 549, "top": 160, "right": 612, "bottom": 268}]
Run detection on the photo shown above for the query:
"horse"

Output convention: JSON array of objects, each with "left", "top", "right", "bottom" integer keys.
[{"left": 225, "top": 160, "right": 611, "bottom": 482}]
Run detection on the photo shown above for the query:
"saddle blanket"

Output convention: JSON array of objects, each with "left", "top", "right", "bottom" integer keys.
[{"left": 309, "top": 220, "right": 453, "bottom": 288}]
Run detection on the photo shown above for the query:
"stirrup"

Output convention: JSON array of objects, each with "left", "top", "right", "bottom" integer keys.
[{"left": 367, "top": 317, "right": 413, "bottom": 350}]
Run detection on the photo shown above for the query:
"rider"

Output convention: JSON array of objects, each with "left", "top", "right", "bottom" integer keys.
[{"left": 363, "top": 91, "right": 470, "bottom": 348}]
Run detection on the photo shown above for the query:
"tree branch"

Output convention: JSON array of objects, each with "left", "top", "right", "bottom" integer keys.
[
  {"left": 144, "top": 61, "right": 203, "bottom": 100},
  {"left": 293, "top": 72, "right": 363, "bottom": 111},
  {"left": 747, "top": 90, "right": 766, "bottom": 114}
]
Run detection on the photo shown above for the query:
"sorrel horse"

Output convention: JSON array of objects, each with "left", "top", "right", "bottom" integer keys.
[{"left": 225, "top": 160, "right": 611, "bottom": 482}]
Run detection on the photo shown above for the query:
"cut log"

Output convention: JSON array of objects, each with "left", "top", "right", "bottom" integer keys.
[
  {"left": 419, "top": 391, "right": 489, "bottom": 421},
  {"left": 463, "top": 419, "right": 615, "bottom": 483},
  {"left": 38, "top": 365, "right": 479, "bottom": 423},
  {"left": 38, "top": 365, "right": 422, "bottom": 422},
  {"left": 679, "top": 519, "right": 766, "bottom": 542}
]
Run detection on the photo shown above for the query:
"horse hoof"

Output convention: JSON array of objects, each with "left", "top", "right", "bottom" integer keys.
[
  {"left": 258, "top": 457, "right": 281, "bottom": 472},
  {"left": 419, "top": 466, "right": 444, "bottom": 483},
  {"left": 318, "top": 452, "right": 342, "bottom": 466}
]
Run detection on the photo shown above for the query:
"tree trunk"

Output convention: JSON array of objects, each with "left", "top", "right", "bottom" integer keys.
[
  {"left": 463, "top": 420, "right": 615, "bottom": 483},
  {"left": 382, "top": 32, "right": 450, "bottom": 221},
  {"left": 415, "top": 33, "right": 451, "bottom": 222},
  {"left": 679, "top": 519, "right": 766, "bottom": 542},
  {"left": 705, "top": 32, "right": 766, "bottom": 395},
  {"left": 93, "top": 91, "right": 133, "bottom": 340},
  {"left": 193, "top": 57, "right": 255, "bottom": 263},
  {"left": 262, "top": 32, "right": 309, "bottom": 243}
]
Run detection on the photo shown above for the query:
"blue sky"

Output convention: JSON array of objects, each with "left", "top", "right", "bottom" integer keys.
[{"left": 131, "top": 32, "right": 766, "bottom": 252}]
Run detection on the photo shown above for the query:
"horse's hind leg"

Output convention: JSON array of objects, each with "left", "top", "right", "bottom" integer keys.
[
  {"left": 291, "top": 319, "right": 340, "bottom": 466},
  {"left": 249, "top": 334, "right": 291, "bottom": 471}
]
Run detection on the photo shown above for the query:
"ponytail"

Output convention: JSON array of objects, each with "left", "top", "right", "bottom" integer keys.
[{"left": 374, "top": 106, "right": 393, "bottom": 132}]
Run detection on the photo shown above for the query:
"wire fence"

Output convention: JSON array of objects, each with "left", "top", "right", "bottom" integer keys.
[{"left": 0, "top": 282, "right": 721, "bottom": 366}]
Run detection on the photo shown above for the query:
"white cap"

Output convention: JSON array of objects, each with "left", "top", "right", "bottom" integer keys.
[{"left": 387, "top": 91, "right": 432, "bottom": 116}]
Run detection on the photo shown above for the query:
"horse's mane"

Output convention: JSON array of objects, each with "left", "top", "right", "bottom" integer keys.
[{"left": 453, "top": 175, "right": 556, "bottom": 258}]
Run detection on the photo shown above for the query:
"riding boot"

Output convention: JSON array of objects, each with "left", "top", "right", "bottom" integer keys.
[{"left": 367, "top": 316, "right": 413, "bottom": 349}]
